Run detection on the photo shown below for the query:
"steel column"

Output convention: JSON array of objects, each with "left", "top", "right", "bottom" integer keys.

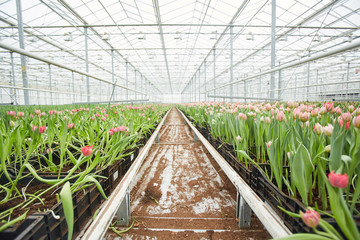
[
  {"left": 135, "top": 70, "right": 137, "bottom": 100},
  {"left": 306, "top": 52, "right": 311, "bottom": 101},
  {"left": 278, "top": 67, "right": 282, "bottom": 101},
  {"left": 10, "top": 52, "right": 16, "bottom": 104},
  {"left": 230, "top": 25, "right": 234, "bottom": 102},
  {"left": 213, "top": 49, "right": 216, "bottom": 101},
  {"left": 72, "top": 71, "right": 75, "bottom": 102},
  {"left": 16, "top": 0, "right": 29, "bottom": 105},
  {"left": 48, "top": 64, "right": 53, "bottom": 105},
  {"left": 84, "top": 27, "right": 90, "bottom": 102},
  {"left": 126, "top": 61, "right": 129, "bottom": 100},
  {"left": 270, "top": 0, "right": 276, "bottom": 100},
  {"left": 198, "top": 70, "right": 200, "bottom": 102},
  {"left": 204, "top": 61, "right": 207, "bottom": 102},
  {"left": 346, "top": 62, "right": 350, "bottom": 99}
]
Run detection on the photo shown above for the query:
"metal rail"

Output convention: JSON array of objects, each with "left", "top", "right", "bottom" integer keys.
[
  {"left": 208, "top": 95, "right": 280, "bottom": 101},
  {"left": 203, "top": 38, "right": 360, "bottom": 94},
  {"left": 0, "top": 42, "right": 144, "bottom": 95},
  {"left": 72, "top": 99, "right": 149, "bottom": 104},
  {"left": 81, "top": 108, "right": 171, "bottom": 240},
  {"left": 178, "top": 108, "right": 291, "bottom": 238}
]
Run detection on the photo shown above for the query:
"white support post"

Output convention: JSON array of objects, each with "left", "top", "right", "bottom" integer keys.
[
  {"left": 116, "top": 189, "right": 130, "bottom": 226},
  {"left": 237, "top": 189, "right": 252, "bottom": 227}
]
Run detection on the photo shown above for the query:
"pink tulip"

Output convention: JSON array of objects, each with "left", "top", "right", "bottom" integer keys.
[
  {"left": 101, "top": 117, "right": 106, "bottom": 122},
  {"left": 300, "top": 209, "right": 320, "bottom": 228},
  {"left": 276, "top": 111, "right": 285, "bottom": 122},
  {"left": 348, "top": 105, "right": 355, "bottom": 113},
  {"left": 7, "top": 111, "right": 15, "bottom": 116},
  {"left": 34, "top": 109, "right": 41, "bottom": 115},
  {"left": 338, "top": 118, "right": 344, "bottom": 127},
  {"left": 68, "top": 123, "right": 74, "bottom": 129},
  {"left": 41, "top": 112, "right": 45, "bottom": 116},
  {"left": 293, "top": 108, "right": 300, "bottom": 119},
  {"left": 313, "top": 123, "right": 322, "bottom": 135},
  {"left": 345, "top": 121, "right": 350, "bottom": 130},
  {"left": 265, "top": 103, "right": 272, "bottom": 111},
  {"left": 353, "top": 115, "right": 360, "bottom": 128},
  {"left": 334, "top": 107, "right": 342, "bottom": 115},
  {"left": 342, "top": 111, "right": 352, "bottom": 122},
  {"left": 32, "top": 125, "right": 38, "bottom": 132},
  {"left": 265, "top": 117, "right": 271, "bottom": 124},
  {"left": 109, "top": 130, "right": 114, "bottom": 136},
  {"left": 118, "top": 126, "right": 128, "bottom": 132},
  {"left": 323, "top": 124, "right": 333, "bottom": 137},
  {"left": 319, "top": 106, "right": 327, "bottom": 115},
  {"left": 299, "top": 112, "right": 310, "bottom": 122},
  {"left": 81, "top": 145, "right": 93, "bottom": 156},
  {"left": 287, "top": 100, "right": 294, "bottom": 108},
  {"left": 96, "top": 113, "right": 100, "bottom": 118},
  {"left": 17, "top": 112, "right": 24, "bottom": 117},
  {"left": 266, "top": 140, "right": 272, "bottom": 148},
  {"left": 38, "top": 126, "right": 46, "bottom": 133},
  {"left": 324, "top": 102, "right": 334, "bottom": 112},
  {"left": 328, "top": 171, "right": 348, "bottom": 189}
]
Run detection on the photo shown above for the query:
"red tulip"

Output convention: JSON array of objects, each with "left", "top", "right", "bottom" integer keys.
[
  {"left": 81, "top": 145, "right": 93, "bottom": 156},
  {"left": 328, "top": 171, "right": 348, "bottom": 189},
  {"left": 38, "top": 126, "right": 46, "bottom": 133},
  {"left": 300, "top": 209, "right": 320, "bottom": 228}
]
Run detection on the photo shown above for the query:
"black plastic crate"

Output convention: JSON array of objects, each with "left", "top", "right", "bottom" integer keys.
[{"left": 0, "top": 215, "right": 47, "bottom": 240}]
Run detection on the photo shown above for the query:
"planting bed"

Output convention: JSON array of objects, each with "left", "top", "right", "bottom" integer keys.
[
  {"left": 180, "top": 101, "right": 360, "bottom": 239},
  {"left": 104, "top": 108, "right": 271, "bottom": 239},
  {"left": 0, "top": 104, "right": 167, "bottom": 239}
]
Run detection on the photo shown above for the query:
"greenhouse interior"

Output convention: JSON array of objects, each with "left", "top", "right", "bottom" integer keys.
[{"left": 0, "top": 0, "right": 360, "bottom": 239}]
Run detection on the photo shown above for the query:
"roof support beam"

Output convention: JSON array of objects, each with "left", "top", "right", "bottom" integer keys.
[
  {"left": 152, "top": 0, "right": 173, "bottom": 94},
  {"left": 203, "top": 38, "right": 360, "bottom": 95},
  {"left": 57, "top": 0, "right": 163, "bottom": 95},
  {"left": 0, "top": 24, "right": 356, "bottom": 30},
  {"left": 180, "top": 0, "right": 250, "bottom": 94}
]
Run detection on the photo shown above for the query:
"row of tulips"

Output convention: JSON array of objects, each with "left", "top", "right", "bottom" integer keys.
[
  {"left": 179, "top": 101, "right": 360, "bottom": 240},
  {"left": 0, "top": 104, "right": 169, "bottom": 239}
]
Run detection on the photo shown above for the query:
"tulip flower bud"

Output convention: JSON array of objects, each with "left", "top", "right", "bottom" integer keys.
[
  {"left": 313, "top": 123, "right": 323, "bottom": 135},
  {"left": 68, "top": 123, "right": 74, "bottom": 129},
  {"left": 17, "top": 112, "right": 24, "bottom": 117},
  {"left": 265, "top": 117, "right": 271, "bottom": 124},
  {"left": 9, "top": 121, "right": 15, "bottom": 127},
  {"left": 300, "top": 209, "right": 320, "bottom": 228},
  {"left": 323, "top": 124, "right": 333, "bottom": 137},
  {"left": 38, "top": 126, "right": 46, "bottom": 133},
  {"left": 353, "top": 115, "right": 360, "bottom": 128},
  {"left": 325, "top": 102, "right": 334, "bottom": 112},
  {"left": 325, "top": 145, "right": 331, "bottom": 153},
  {"left": 32, "top": 125, "right": 38, "bottom": 132},
  {"left": 348, "top": 105, "right": 355, "bottom": 113},
  {"left": 236, "top": 136, "right": 242, "bottom": 141},
  {"left": 334, "top": 107, "right": 342, "bottom": 115},
  {"left": 342, "top": 111, "right": 352, "bottom": 122},
  {"left": 81, "top": 145, "right": 93, "bottom": 156},
  {"left": 328, "top": 171, "right": 348, "bottom": 189},
  {"left": 276, "top": 111, "right": 285, "bottom": 122}
]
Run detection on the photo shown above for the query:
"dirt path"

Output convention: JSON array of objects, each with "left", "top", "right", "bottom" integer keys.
[{"left": 105, "top": 108, "right": 271, "bottom": 239}]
